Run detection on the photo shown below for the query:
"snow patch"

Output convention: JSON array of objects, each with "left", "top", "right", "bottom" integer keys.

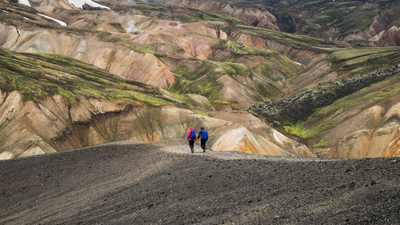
[
  {"left": 2, "top": 10, "right": 10, "bottom": 13},
  {"left": 37, "top": 13, "right": 67, "bottom": 26},
  {"left": 294, "top": 61, "right": 302, "bottom": 66},
  {"left": 18, "top": 0, "right": 31, "bottom": 7},
  {"left": 68, "top": 0, "right": 110, "bottom": 10}
]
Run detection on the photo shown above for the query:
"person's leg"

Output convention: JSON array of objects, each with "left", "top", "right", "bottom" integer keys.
[
  {"left": 201, "top": 140, "right": 206, "bottom": 152},
  {"left": 189, "top": 140, "right": 194, "bottom": 153}
]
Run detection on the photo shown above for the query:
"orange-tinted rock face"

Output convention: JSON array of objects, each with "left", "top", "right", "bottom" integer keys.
[
  {"left": 316, "top": 101, "right": 400, "bottom": 158},
  {"left": 0, "top": 92, "right": 314, "bottom": 160},
  {"left": 382, "top": 134, "right": 400, "bottom": 157},
  {"left": 237, "top": 34, "right": 267, "bottom": 48},
  {"left": 214, "top": 110, "right": 316, "bottom": 157},
  {"left": 113, "top": 53, "right": 176, "bottom": 89},
  {"left": 211, "top": 127, "right": 283, "bottom": 156}
]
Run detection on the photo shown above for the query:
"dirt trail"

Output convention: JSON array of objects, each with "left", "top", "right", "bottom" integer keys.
[
  {"left": 157, "top": 139, "right": 327, "bottom": 161},
  {"left": 1, "top": 139, "right": 400, "bottom": 224}
]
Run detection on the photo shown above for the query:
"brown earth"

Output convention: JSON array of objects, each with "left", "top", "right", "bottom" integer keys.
[{"left": 1, "top": 140, "right": 400, "bottom": 224}]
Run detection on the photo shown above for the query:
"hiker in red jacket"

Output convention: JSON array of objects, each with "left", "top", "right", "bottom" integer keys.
[{"left": 187, "top": 126, "right": 197, "bottom": 153}]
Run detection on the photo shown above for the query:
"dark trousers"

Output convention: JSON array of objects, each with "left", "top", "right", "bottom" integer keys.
[
  {"left": 201, "top": 139, "right": 207, "bottom": 150},
  {"left": 189, "top": 140, "right": 195, "bottom": 149}
]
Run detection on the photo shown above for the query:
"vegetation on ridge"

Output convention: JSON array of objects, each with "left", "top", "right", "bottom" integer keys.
[
  {"left": 236, "top": 25, "right": 339, "bottom": 52},
  {"left": 248, "top": 65, "right": 400, "bottom": 126},
  {"left": 0, "top": 48, "right": 190, "bottom": 106},
  {"left": 284, "top": 74, "right": 400, "bottom": 143},
  {"left": 327, "top": 47, "right": 400, "bottom": 76},
  {"left": 112, "top": 1, "right": 245, "bottom": 25},
  {"left": 222, "top": 0, "right": 400, "bottom": 42}
]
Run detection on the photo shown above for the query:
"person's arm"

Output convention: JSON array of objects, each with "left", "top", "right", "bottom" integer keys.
[
  {"left": 198, "top": 131, "right": 202, "bottom": 139},
  {"left": 187, "top": 131, "right": 190, "bottom": 140}
]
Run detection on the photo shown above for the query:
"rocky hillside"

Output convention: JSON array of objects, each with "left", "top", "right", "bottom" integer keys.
[
  {"left": 249, "top": 64, "right": 400, "bottom": 126},
  {"left": 247, "top": 41, "right": 400, "bottom": 158},
  {"left": 180, "top": 0, "right": 400, "bottom": 47},
  {"left": 249, "top": 63, "right": 400, "bottom": 158},
  {"left": 166, "top": 0, "right": 279, "bottom": 30},
  {"left": 0, "top": 0, "right": 312, "bottom": 109},
  {"left": 0, "top": 48, "right": 314, "bottom": 160},
  {"left": 1, "top": 0, "right": 400, "bottom": 159}
]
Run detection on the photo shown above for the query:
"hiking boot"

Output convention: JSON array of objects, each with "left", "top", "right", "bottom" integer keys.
[
  {"left": 203, "top": 148, "right": 206, "bottom": 153},
  {"left": 191, "top": 148, "right": 194, "bottom": 153}
]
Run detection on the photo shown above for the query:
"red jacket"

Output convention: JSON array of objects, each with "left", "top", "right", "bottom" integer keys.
[{"left": 187, "top": 127, "right": 197, "bottom": 141}]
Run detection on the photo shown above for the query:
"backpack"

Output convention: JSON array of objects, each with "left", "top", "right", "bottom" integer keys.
[
  {"left": 201, "top": 130, "right": 208, "bottom": 140},
  {"left": 189, "top": 130, "right": 196, "bottom": 139}
]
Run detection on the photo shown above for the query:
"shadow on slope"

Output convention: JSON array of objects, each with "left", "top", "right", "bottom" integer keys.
[{"left": 0, "top": 141, "right": 399, "bottom": 224}]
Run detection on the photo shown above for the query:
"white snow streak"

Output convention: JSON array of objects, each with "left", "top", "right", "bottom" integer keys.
[
  {"left": 68, "top": 0, "right": 110, "bottom": 9},
  {"left": 37, "top": 13, "right": 67, "bottom": 26},
  {"left": 2, "top": 10, "right": 10, "bottom": 13},
  {"left": 18, "top": 0, "right": 31, "bottom": 7}
]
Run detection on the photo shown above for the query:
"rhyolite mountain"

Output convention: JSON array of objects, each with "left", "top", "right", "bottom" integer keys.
[
  {"left": 167, "top": 0, "right": 400, "bottom": 46},
  {"left": 0, "top": 0, "right": 399, "bottom": 159}
]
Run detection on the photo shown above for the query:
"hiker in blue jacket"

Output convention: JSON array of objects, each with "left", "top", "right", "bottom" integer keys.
[{"left": 197, "top": 126, "right": 208, "bottom": 153}]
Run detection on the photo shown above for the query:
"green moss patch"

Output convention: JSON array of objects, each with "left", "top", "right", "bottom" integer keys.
[
  {"left": 170, "top": 60, "right": 255, "bottom": 101},
  {"left": 327, "top": 47, "right": 400, "bottom": 75},
  {"left": 255, "top": 80, "right": 283, "bottom": 102},
  {"left": 219, "top": 40, "right": 277, "bottom": 58},
  {"left": 194, "top": 109, "right": 215, "bottom": 118},
  {"left": 0, "top": 48, "right": 179, "bottom": 106},
  {"left": 237, "top": 25, "right": 339, "bottom": 52},
  {"left": 217, "top": 40, "right": 303, "bottom": 79},
  {"left": 283, "top": 74, "right": 400, "bottom": 140}
]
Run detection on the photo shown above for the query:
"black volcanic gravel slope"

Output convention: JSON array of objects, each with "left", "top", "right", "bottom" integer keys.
[{"left": 1, "top": 141, "right": 400, "bottom": 224}]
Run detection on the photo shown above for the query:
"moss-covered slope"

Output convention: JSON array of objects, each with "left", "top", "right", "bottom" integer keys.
[
  {"left": 0, "top": 47, "right": 188, "bottom": 106},
  {"left": 248, "top": 64, "right": 400, "bottom": 126}
]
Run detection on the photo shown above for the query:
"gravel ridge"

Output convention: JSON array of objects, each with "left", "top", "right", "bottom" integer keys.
[{"left": 1, "top": 139, "right": 399, "bottom": 224}]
